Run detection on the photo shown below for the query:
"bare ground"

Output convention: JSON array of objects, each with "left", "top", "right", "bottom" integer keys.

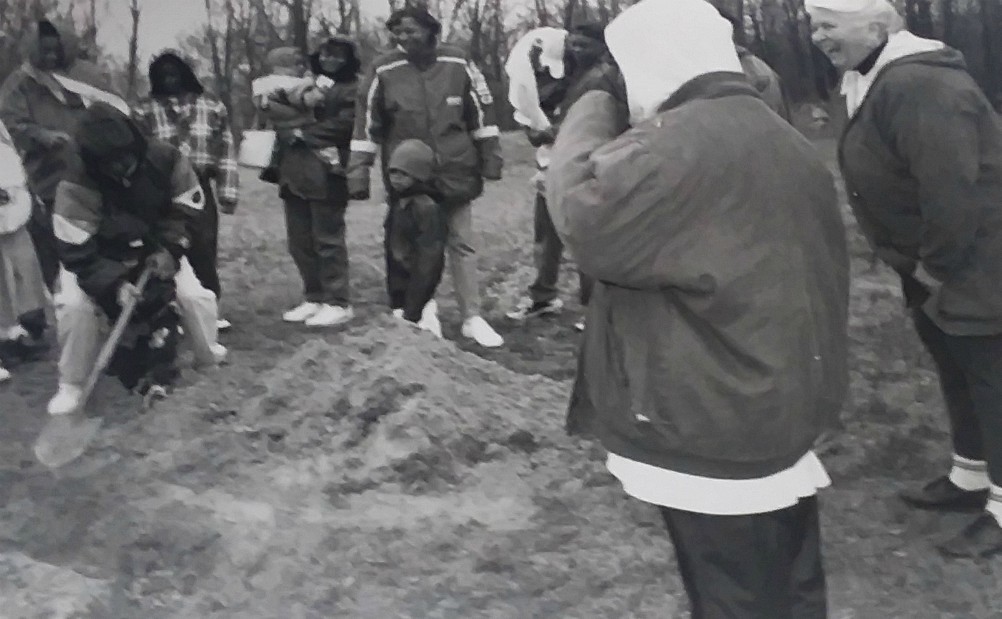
[{"left": 0, "top": 134, "right": 999, "bottom": 618}]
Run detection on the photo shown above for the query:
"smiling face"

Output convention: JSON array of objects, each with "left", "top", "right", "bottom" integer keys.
[
  {"left": 318, "top": 44, "right": 348, "bottom": 75},
  {"left": 808, "top": 9, "right": 887, "bottom": 72},
  {"left": 392, "top": 17, "right": 434, "bottom": 57}
]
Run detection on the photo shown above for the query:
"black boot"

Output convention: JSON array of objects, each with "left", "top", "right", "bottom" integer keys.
[
  {"left": 900, "top": 476, "right": 988, "bottom": 512},
  {"left": 938, "top": 513, "right": 1002, "bottom": 559}
]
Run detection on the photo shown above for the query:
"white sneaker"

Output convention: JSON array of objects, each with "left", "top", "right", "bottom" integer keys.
[
  {"left": 418, "top": 300, "right": 443, "bottom": 338},
  {"left": 574, "top": 319, "right": 586, "bottom": 332},
  {"left": 305, "top": 305, "right": 354, "bottom": 327},
  {"left": 283, "top": 302, "right": 321, "bottom": 323},
  {"left": 216, "top": 318, "right": 232, "bottom": 331},
  {"left": 48, "top": 383, "right": 83, "bottom": 416},
  {"left": 461, "top": 316, "right": 503, "bottom": 348},
  {"left": 0, "top": 366, "right": 10, "bottom": 383},
  {"left": 210, "top": 343, "right": 228, "bottom": 365},
  {"left": 391, "top": 309, "right": 405, "bottom": 320}
]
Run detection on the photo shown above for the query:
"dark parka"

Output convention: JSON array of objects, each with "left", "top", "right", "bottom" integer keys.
[
  {"left": 548, "top": 75, "right": 850, "bottom": 479},
  {"left": 839, "top": 48, "right": 1002, "bottom": 337}
]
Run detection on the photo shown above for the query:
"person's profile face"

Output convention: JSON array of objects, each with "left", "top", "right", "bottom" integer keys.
[
  {"left": 808, "top": 10, "right": 885, "bottom": 72},
  {"left": 566, "top": 34, "right": 604, "bottom": 69},
  {"left": 388, "top": 169, "right": 415, "bottom": 192}
]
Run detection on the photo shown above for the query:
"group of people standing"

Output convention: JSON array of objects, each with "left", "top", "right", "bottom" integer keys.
[{"left": 2, "top": 0, "right": 1002, "bottom": 615}]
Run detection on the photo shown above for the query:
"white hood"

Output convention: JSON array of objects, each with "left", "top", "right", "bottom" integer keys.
[
  {"left": 505, "top": 27, "right": 568, "bottom": 131},
  {"left": 605, "top": 0, "right": 742, "bottom": 123}
]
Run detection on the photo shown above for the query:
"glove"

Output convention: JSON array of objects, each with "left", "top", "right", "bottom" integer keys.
[
  {"left": 347, "top": 165, "right": 371, "bottom": 201},
  {"left": 146, "top": 249, "right": 178, "bottom": 280},
  {"left": 117, "top": 281, "right": 142, "bottom": 308}
]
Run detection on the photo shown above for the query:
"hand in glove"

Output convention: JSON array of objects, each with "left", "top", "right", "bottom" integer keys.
[
  {"left": 146, "top": 249, "right": 178, "bottom": 280},
  {"left": 347, "top": 164, "right": 371, "bottom": 201},
  {"left": 117, "top": 280, "right": 142, "bottom": 308}
]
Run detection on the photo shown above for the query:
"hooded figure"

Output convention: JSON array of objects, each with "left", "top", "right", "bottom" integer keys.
[
  {"left": 547, "top": 0, "right": 849, "bottom": 615},
  {"left": 808, "top": 0, "right": 1002, "bottom": 559},
  {"left": 133, "top": 49, "right": 239, "bottom": 320},
  {"left": 46, "top": 102, "right": 222, "bottom": 413},
  {"left": 0, "top": 19, "right": 124, "bottom": 290}
]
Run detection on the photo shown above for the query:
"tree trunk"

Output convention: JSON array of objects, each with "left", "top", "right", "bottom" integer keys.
[
  {"left": 941, "top": 0, "right": 955, "bottom": 42},
  {"left": 735, "top": 0, "right": 746, "bottom": 46},
  {"left": 534, "top": 0, "right": 550, "bottom": 25},
  {"left": 980, "top": 0, "right": 1000, "bottom": 105},
  {"left": 126, "top": 0, "right": 141, "bottom": 101},
  {"left": 289, "top": 0, "right": 308, "bottom": 55}
]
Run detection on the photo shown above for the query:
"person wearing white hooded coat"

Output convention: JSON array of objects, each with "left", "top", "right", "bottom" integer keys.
[{"left": 547, "top": 0, "right": 850, "bottom": 616}]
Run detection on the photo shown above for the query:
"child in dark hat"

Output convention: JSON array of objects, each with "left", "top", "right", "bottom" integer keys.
[{"left": 384, "top": 139, "right": 447, "bottom": 337}]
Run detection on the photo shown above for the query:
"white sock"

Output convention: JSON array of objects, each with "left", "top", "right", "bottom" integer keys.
[
  {"left": 987, "top": 485, "right": 1002, "bottom": 527},
  {"left": 948, "top": 454, "right": 990, "bottom": 491}
]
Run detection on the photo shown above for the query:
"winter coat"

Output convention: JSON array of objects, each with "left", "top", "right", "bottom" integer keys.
[
  {"left": 350, "top": 44, "right": 503, "bottom": 206},
  {"left": 52, "top": 104, "right": 204, "bottom": 318},
  {"left": 840, "top": 48, "right": 1002, "bottom": 336},
  {"left": 0, "top": 19, "right": 117, "bottom": 203},
  {"left": 276, "top": 36, "right": 360, "bottom": 201},
  {"left": 548, "top": 76, "right": 850, "bottom": 479}
]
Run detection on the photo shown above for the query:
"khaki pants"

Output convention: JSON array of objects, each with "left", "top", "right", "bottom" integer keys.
[
  {"left": 54, "top": 258, "right": 218, "bottom": 386},
  {"left": 445, "top": 202, "right": 481, "bottom": 319}
]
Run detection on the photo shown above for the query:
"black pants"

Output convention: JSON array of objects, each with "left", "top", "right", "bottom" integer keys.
[
  {"left": 528, "top": 194, "right": 593, "bottom": 306},
  {"left": 912, "top": 308, "right": 1002, "bottom": 482},
  {"left": 384, "top": 199, "right": 447, "bottom": 322},
  {"left": 187, "top": 175, "right": 221, "bottom": 299},
  {"left": 29, "top": 199, "right": 60, "bottom": 292},
  {"left": 282, "top": 179, "right": 350, "bottom": 306},
  {"left": 660, "top": 496, "right": 827, "bottom": 619}
]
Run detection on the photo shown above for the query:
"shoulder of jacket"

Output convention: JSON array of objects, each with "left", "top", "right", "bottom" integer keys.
[
  {"left": 146, "top": 141, "right": 182, "bottom": 170},
  {"left": 436, "top": 45, "right": 470, "bottom": 62},
  {"left": 372, "top": 49, "right": 408, "bottom": 71}
]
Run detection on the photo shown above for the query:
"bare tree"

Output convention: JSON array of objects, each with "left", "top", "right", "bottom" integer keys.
[{"left": 125, "top": 0, "right": 140, "bottom": 100}]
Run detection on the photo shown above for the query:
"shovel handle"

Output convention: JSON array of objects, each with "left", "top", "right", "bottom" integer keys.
[{"left": 76, "top": 267, "right": 154, "bottom": 407}]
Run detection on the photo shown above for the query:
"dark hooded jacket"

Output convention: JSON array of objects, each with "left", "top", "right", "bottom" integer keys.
[
  {"left": 0, "top": 19, "right": 116, "bottom": 202},
  {"left": 840, "top": 48, "right": 1002, "bottom": 336},
  {"left": 52, "top": 102, "right": 204, "bottom": 316},
  {"left": 276, "top": 36, "right": 360, "bottom": 201},
  {"left": 132, "top": 51, "right": 239, "bottom": 209}
]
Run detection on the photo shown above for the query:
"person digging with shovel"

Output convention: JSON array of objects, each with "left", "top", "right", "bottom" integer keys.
[{"left": 48, "top": 101, "right": 226, "bottom": 415}]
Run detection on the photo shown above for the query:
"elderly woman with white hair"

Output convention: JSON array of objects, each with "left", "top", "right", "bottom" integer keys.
[
  {"left": 807, "top": 0, "right": 1002, "bottom": 559},
  {"left": 549, "top": 0, "right": 850, "bottom": 615}
]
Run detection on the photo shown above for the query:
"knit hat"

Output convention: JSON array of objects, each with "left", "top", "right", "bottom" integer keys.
[
  {"left": 804, "top": 0, "right": 903, "bottom": 29},
  {"left": 387, "top": 140, "right": 435, "bottom": 183},
  {"left": 266, "top": 47, "right": 303, "bottom": 71},
  {"left": 75, "top": 101, "right": 144, "bottom": 163}
]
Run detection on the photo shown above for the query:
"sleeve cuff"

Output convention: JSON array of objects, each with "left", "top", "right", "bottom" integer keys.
[
  {"left": 350, "top": 139, "right": 379, "bottom": 154},
  {"left": 472, "top": 126, "right": 500, "bottom": 140}
]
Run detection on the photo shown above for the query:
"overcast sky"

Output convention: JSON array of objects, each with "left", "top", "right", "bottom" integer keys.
[{"left": 94, "top": 0, "right": 390, "bottom": 61}]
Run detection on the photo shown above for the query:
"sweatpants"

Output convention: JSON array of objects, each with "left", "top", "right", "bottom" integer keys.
[
  {"left": 912, "top": 308, "right": 1002, "bottom": 483},
  {"left": 188, "top": 174, "right": 221, "bottom": 299},
  {"left": 529, "top": 193, "right": 593, "bottom": 306},
  {"left": 282, "top": 179, "right": 350, "bottom": 306},
  {"left": 445, "top": 201, "right": 481, "bottom": 320},
  {"left": 384, "top": 198, "right": 447, "bottom": 322},
  {"left": 53, "top": 258, "right": 218, "bottom": 386},
  {"left": 660, "top": 496, "right": 827, "bottom": 619}
]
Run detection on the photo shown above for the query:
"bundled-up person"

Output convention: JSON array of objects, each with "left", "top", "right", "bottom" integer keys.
[
  {"left": 133, "top": 50, "right": 238, "bottom": 331},
  {"left": 807, "top": 0, "right": 1002, "bottom": 559},
  {"left": 252, "top": 46, "right": 318, "bottom": 179},
  {"left": 548, "top": 0, "right": 850, "bottom": 615},
  {"left": 261, "top": 37, "right": 360, "bottom": 327},
  {"left": 348, "top": 6, "right": 505, "bottom": 348},
  {"left": 385, "top": 139, "right": 447, "bottom": 338},
  {"left": 505, "top": 22, "right": 627, "bottom": 332},
  {"left": 0, "top": 18, "right": 126, "bottom": 292},
  {"left": 0, "top": 120, "right": 49, "bottom": 382},
  {"left": 48, "top": 102, "right": 225, "bottom": 414}
]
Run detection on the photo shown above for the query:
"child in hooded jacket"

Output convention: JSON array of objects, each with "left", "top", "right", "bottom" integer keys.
[{"left": 384, "top": 139, "right": 448, "bottom": 337}]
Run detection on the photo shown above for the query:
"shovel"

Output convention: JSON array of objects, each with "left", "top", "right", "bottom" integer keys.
[{"left": 33, "top": 267, "right": 153, "bottom": 469}]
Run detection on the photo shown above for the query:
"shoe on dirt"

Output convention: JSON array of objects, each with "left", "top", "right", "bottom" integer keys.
[
  {"left": 210, "top": 343, "right": 228, "bottom": 365},
  {"left": 418, "top": 300, "right": 443, "bottom": 338},
  {"left": 142, "top": 384, "right": 169, "bottom": 409},
  {"left": 462, "top": 316, "right": 503, "bottom": 348},
  {"left": 0, "top": 365, "right": 10, "bottom": 383},
  {"left": 900, "top": 475, "right": 989, "bottom": 512},
  {"left": 283, "top": 302, "right": 321, "bottom": 323},
  {"left": 391, "top": 309, "right": 405, "bottom": 320},
  {"left": 48, "top": 383, "right": 83, "bottom": 416},
  {"left": 305, "top": 305, "right": 354, "bottom": 327},
  {"left": 574, "top": 319, "right": 586, "bottom": 332},
  {"left": 937, "top": 513, "right": 1002, "bottom": 559},
  {"left": 506, "top": 297, "right": 563, "bottom": 321},
  {"left": 216, "top": 318, "right": 232, "bottom": 331}
]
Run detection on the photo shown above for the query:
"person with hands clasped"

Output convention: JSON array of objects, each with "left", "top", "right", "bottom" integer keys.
[
  {"left": 347, "top": 6, "right": 505, "bottom": 348},
  {"left": 47, "top": 102, "right": 225, "bottom": 414}
]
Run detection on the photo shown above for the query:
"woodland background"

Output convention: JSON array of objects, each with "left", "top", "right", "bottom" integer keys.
[{"left": 1, "top": 0, "right": 1000, "bottom": 133}]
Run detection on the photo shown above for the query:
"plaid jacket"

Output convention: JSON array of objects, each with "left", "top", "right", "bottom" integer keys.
[{"left": 132, "top": 94, "right": 239, "bottom": 208}]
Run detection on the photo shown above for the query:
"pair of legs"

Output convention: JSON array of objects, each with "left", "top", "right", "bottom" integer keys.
[
  {"left": 53, "top": 258, "right": 220, "bottom": 389},
  {"left": 384, "top": 199, "right": 447, "bottom": 323},
  {"left": 527, "top": 193, "right": 593, "bottom": 308},
  {"left": 662, "top": 496, "right": 827, "bottom": 619},
  {"left": 282, "top": 177, "right": 352, "bottom": 325}
]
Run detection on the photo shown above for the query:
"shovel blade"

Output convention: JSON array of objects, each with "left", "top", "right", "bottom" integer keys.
[{"left": 33, "top": 414, "right": 104, "bottom": 469}]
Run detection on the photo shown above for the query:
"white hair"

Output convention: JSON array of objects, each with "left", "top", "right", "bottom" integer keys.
[{"left": 805, "top": 0, "right": 905, "bottom": 31}]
